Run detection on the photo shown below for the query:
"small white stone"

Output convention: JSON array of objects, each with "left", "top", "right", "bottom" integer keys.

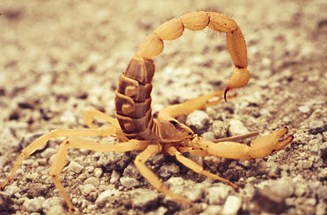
[
  {"left": 200, "top": 205, "right": 222, "bottom": 215},
  {"left": 110, "top": 170, "right": 121, "bottom": 183},
  {"left": 94, "top": 167, "right": 103, "bottom": 178},
  {"left": 228, "top": 119, "right": 249, "bottom": 136},
  {"left": 42, "top": 197, "right": 63, "bottom": 213},
  {"left": 298, "top": 105, "right": 310, "bottom": 113},
  {"left": 131, "top": 188, "right": 159, "bottom": 208},
  {"left": 85, "top": 177, "right": 100, "bottom": 187},
  {"left": 206, "top": 185, "right": 231, "bottom": 204},
  {"left": 59, "top": 111, "right": 76, "bottom": 124},
  {"left": 96, "top": 189, "right": 120, "bottom": 207},
  {"left": 23, "top": 197, "right": 45, "bottom": 212},
  {"left": 67, "top": 161, "right": 84, "bottom": 174},
  {"left": 213, "top": 120, "right": 228, "bottom": 138},
  {"left": 186, "top": 110, "right": 210, "bottom": 133},
  {"left": 41, "top": 148, "right": 57, "bottom": 159},
  {"left": 4, "top": 185, "right": 20, "bottom": 196},
  {"left": 222, "top": 195, "right": 242, "bottom": 215},
  {"left": 120, "top": 176, "right": 140, "bottom": 188},
  {"left": 79, "top": 184, "right": 96, "bottom": 196}
]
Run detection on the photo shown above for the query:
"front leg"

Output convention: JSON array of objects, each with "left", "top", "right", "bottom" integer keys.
[
  {"left": 165, "top": 145, "right": 238, "bottom": 189},
  {"left": 134, "top": 144, "right": 191, "bottom": 204},
  {"left": 158, "top": 90, "right": 236, "bottom": 121},
  {"left": 195, "top": 127, "right": 293, "bottom": 160}
]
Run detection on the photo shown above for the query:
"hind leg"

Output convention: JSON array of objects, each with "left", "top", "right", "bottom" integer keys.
[
  {"left": 48, "top": 137, "right": 149, "bottom": 213},
  {"left": 0, "top": 127, "right": 116, "bottom": 190}
]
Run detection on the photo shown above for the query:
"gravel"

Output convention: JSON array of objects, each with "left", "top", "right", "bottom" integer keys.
[
  {"left": 1, "top": 0, "right": 326, "bottom": 214},
  {"left": 222, "top": 195, "right": 242, "bottom": 215}
]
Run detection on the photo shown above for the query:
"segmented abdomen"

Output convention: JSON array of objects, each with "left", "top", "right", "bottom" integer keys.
[{"left": 115, "top": 57, "right": 155, "bottom": 140}]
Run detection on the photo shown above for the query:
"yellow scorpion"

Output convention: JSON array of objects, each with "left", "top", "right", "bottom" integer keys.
[{"left": 1, "top": 11, "right": 293, "bottom": 213}]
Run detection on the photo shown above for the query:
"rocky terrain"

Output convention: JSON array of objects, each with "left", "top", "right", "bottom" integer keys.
[{"left": 0, "top": 0, "right": 326, "bottom": 214}]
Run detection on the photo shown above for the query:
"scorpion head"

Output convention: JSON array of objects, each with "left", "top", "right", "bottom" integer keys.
[{"left": 155, "top": 119, "right": 194, "bottom": 143}]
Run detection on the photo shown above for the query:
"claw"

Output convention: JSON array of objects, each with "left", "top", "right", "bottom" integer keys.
[
  {"left": 249, "top": 127, "right": 293, "bottom": 158},
  {"left": 224, "top": 86, "right": 230, "bottom": 102}
]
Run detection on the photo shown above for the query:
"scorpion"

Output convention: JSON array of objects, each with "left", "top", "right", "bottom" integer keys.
[{"left": 0, "top": 11, "right": 293, "bottom": 213}]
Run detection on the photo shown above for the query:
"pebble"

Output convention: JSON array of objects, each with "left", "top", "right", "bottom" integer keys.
[
  {"left": 120, "top": 176, "right": 140, "bottom": 188},
  {"left": 316, "top": 201, "right": 327, "bottom": 215},
  {"left": 206, "top": 185, "right": 231, "bottom": 204},
  {"left": 59, "top": 110, "right": 76, "bottom": 124},
  {"left": 166, "top": 177, "right": 203, "bottom": 201},
  {"left": 298, "top": 105, "right": 311, "bottom": 113},
  {"left": 97, "top": 152, "right": 131, "bottom": 171},
  {"left": 147, "top": 206, "right": 168, "bottom": 215},
  {"left": 186, "top": 110, "right": 210, "bottom": 133},
  {"left": 85, "top": 166, "right": 95, "bottom": 173},
  {"left": 123, "top": 163, "right": 141, "bottom": 178},
  {"left": 320, "top": 142, "right": 327, "bottom": 163},
  {"left": 130, "top": 188, "right": 159, "bottom": 209},
  {"left": 110, "top": 170, "right": 121, "bottom": 183},
  {"left": 79, "top": 184, "right": 98, "bottom": 201},
  {"left": 222, "top": 195, "right": 242, "bottom": 215},
  {"left": 212, "top": 120, "right": 228, "bottom": 138},
  {"left": 309, "top": 120, "right": 327, "bottom": 135},
  {"left": 317, "top": 184, "right": 327, "bottom": 200},
  {"left": 318, "top": 168, "right": 327, "bottom": 179},
  {"left": 79, "top": 184, "right": 97, "bottom": 196},
  {"left": 96, "top": 189, "right": 121, "bottom": 208},
  {"left": 200, "top": 205, "right": 222, "bottom": 215},
  {"left": 297, "top": 159, "right": 313, "bottom": 170},
  {"left": 253, "top": 178, "right": 294, "bottom": 213},
  {"left": 67, "top": 161, "right": 84, "bottom": 174},
  {"left": 85, "top": 176, "right": 100, "bottom": 187},
  {"left": 41, "top": 148, "right": 56, "bottom": 159},
  {"left": 228, "top": 119, "right": 249, "bottom": 136},
  {"left": 159, "top": 163, "right": 180, "bottom": 179},
  {"left": 23, "top": 197, "right": 45, "bottom": 212},
  {"left": 4, "top": 184, "right": 20, "bottom": 196},
  {"left": 42, "top": 197, "right": 64, "bottom": 213},
  {"left": 262, "top": 177, "right": 294, "bottom": 199},
  {"left": 45, "top": 205, "right": 66, "bottom": 215},
  {"left": 94, "top": 167, "right": 103, "bottom": 178}
]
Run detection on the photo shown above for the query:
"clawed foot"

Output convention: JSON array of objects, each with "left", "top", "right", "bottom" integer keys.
[{"left": 249, "top": 127, "right": 294, "bottom": 158}]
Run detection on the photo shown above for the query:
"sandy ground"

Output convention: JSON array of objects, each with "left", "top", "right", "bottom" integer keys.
[{"left": 0, "top": 0, "right": 327, "bottom": 214}]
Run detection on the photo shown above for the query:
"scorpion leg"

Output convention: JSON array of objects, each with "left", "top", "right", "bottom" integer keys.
[
  {"left": 195, "top": 127, "right": 293, "bottom": 160},
  {"left": 83, "top": 107, "right": 127, "bottom": 140},
  {"left": 134, "top": 144, "right": 191, "bottom": 204},
  {"left": 165, "top": 145, "right": 238, "bottom": 189},
  {"left": 0, "top": 127, "right": 116, "bottom": 190},
  {"left": 48, "top": 137, "right": 149, "bottom": 213},
  {"left": 83, "top": 107, "right": 119, "bottom": 129}
]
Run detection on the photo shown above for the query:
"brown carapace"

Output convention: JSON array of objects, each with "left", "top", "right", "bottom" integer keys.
[{"left": 1, "top": 11, "right": 293, "bottom": 213}]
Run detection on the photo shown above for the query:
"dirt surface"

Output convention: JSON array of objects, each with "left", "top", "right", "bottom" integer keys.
[{"left": 1, "top": 0, "right": 327, "bottom": 215}]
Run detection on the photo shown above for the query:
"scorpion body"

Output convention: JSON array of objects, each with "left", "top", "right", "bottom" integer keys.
[
  {"left": 115, "top": 58, "right": 155, "bottom": 140},
  {"left": 115, "top": 11, "right": 248, "bottom": 142},
  {"left": 1, "top": 11, "right": 294, "bottom": 213}
]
